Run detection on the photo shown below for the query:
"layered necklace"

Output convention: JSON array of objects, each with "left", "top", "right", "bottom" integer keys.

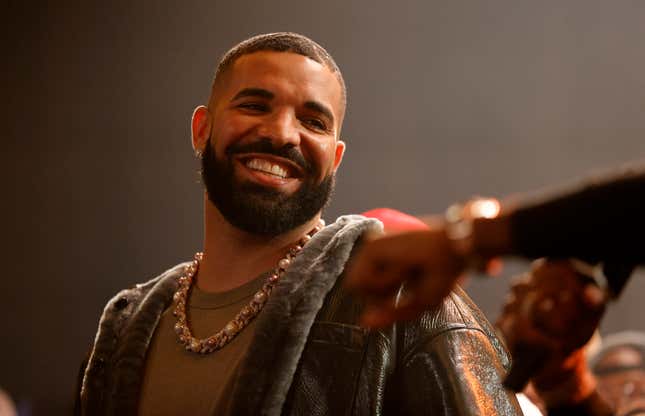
[{"left": 172, "top": 219, "right": 325, "bottom": 354}]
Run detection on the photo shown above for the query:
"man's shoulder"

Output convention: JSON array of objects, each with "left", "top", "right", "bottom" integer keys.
[
  {"left": 402, "top": 285, "right": 511, "bottom": 369},
  {"left": 111, "top": 262, "right": 185, "bottom": 302},
  {"left": 96, "top": 262, "right": 187, "bottom": 330},
  {"left": 408, "top": 285, "right": 497, "bottom": 337},
  {"left": 441, "top": 285, "right": 495, "bottom": 330}
]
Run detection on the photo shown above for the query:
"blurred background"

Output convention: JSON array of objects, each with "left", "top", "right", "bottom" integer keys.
[{"left": 3, "top": 0, "right": 645, "bottom": 413}]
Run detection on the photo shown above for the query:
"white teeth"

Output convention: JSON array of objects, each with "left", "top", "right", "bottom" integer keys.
[
  {"left": 245, "top": 158, "right": 289, "bottom": 178},
  {"left": 270, "top": 164, "right": 284, "bottom": 177}
]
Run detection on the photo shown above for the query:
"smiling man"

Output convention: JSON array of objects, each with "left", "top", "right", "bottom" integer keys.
[{"left": 76, "top": 33, "right": 522, "bottom": 415}]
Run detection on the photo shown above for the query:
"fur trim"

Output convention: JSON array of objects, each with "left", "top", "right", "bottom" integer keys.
[
  {"left": 81, "top": 264, "right": 185, "bottom": 415},
  {"left": 228, "top": 215, "right": 382, "bottom": 415},
  {"left": 107, "top": 266, "right": 182, "bottom": 414}
]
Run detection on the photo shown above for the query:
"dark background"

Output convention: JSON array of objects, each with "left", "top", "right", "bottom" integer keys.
[{"left": 3, "top": 1, "right": 645, "bottom": 414}]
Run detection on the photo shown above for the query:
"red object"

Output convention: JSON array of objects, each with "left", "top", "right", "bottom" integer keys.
[{"left": 361, "top": 208, "right": 429, "bottom": 233}]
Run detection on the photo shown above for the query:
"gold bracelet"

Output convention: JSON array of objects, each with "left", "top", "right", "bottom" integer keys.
[{"left": 445, "top": 197, "right": 501, "bottom": 272}]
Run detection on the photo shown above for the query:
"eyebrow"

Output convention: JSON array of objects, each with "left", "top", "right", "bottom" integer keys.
[
  {"left": 231, "top": 88, "right": 274, "bottom": 101},
  {"left": 304, "top": 100, "right": 335, "bottom": 125}
]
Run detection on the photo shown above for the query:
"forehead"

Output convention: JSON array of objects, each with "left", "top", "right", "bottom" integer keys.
[{"left": 218, "top": 52, "right": 342, "bottom": 115}]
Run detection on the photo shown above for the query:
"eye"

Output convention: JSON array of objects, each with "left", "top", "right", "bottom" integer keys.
[
  {"left": 302, "top": 117, "right": 329, "bottom": 132},
  {"left": 237, "top": 102, "right": 268, "bottom": 112}
]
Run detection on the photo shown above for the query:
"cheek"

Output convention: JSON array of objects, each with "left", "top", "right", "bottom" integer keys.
[
  {"left": 306, "top": 138, "right": 336, "bottom": 173},
  {"left": 211, "top": 116, "right": 251, "bottom": 153}
]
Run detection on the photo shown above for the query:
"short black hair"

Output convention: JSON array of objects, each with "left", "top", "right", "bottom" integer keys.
[{"left": 210, "top": 32, "right": 346, "bottom": 116}]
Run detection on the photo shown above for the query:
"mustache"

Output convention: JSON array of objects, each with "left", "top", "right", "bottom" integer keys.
[{"left": 224, "top": 139, "right": 311, "bottom": 173}]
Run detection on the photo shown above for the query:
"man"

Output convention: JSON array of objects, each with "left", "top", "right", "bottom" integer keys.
[
  {"left": 590, "top": 331, "right": 645, "bottom": 415},
  {"left": 77, "top": 32, "right": 521, "bottom": 415}
]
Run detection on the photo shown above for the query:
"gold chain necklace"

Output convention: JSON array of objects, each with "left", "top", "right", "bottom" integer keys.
[{"left": 172, "top": 219, "right": 325, "bottom": 354}]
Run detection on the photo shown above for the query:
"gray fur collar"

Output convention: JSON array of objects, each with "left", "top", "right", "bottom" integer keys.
[{"left": 81, "top": 215, "right": 381, "bottom": 416}]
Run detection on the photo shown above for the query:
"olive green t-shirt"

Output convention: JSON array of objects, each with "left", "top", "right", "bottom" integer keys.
[{"left": 138, "top": 274, "right": 267, "bottom": 416}]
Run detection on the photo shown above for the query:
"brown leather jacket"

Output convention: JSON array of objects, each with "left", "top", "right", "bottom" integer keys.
[
  {"left": 279, "top": 280, "right": 523, "bottom": 415},
  {"left": 77, "top": 216, "right": 522, "bottom": 415}
]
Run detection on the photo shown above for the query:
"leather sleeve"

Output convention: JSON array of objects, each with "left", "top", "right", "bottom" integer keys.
[
  {"left": 510, "top": 163, "right": 645, "bottom": 265},
  {"left": 384, "top": 288, "right": 523, "bottom": 415}
]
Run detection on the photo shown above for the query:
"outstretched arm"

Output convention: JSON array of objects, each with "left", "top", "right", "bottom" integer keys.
[{"left": 347, "top": 162, "right": 645, "bottom": 328}]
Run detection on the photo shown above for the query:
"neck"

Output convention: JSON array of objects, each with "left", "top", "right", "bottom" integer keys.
[{"left": 196, "top": 194, "right": 322, "bottom": 293}]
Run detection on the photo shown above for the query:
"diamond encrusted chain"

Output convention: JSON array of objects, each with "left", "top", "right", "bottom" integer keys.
[{"left": 172, "top": 219, "right": 325, "bottom": 354}]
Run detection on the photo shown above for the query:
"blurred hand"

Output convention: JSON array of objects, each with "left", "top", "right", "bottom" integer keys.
[
  {"left": 346, "top": 217, "right": 466, "bottom": 327},
  {"left": 498, "top": 259, "right": 607, "bottom": 404}
]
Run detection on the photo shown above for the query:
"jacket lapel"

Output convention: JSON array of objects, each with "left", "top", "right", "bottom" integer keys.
[
  {"left": 227, "top": 215, "right": 382, "bottom": 415},
  {"left": 107, "top": 265, "right": 182, "bottom": 415}
]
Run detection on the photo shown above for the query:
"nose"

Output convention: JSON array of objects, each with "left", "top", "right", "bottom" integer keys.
[{"left": 257, "top": 109, "right": 300, "bottom": 148}]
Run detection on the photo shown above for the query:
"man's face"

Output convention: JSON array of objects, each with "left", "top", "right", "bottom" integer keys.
[
  {"left": 199, "top": 51, "right": 345, "bottom": 235},
  {"left": 595, "top": 346, "right": 645, "bottom": 415}
]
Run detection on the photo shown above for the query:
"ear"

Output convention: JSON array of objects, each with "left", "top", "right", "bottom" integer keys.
[
  {"left": 332, "top": 139, "right": 346, "bottom": 171},
  {"left": 191, "top": 105, "right": 212, "bottom": 152}
]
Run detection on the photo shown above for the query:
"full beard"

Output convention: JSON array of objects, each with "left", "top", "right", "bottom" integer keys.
[{"left": 200, "top": 139, "right": 334, "bottom": 236}]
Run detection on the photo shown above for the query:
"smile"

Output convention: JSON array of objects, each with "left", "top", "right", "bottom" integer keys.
[{"left": 245, "top": 158, "right": 291, "bottom": 179}]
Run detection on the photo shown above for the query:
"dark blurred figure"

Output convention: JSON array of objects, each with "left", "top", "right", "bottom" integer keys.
[
  {"left": 497, "top": 259, "right": 612, "bottom": 415},
  {"left": 591, "top": 332, "right": 645, "bottom": 416},
  {"left": 498, "top": 260, "right": 645, "bottom": 415}
]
